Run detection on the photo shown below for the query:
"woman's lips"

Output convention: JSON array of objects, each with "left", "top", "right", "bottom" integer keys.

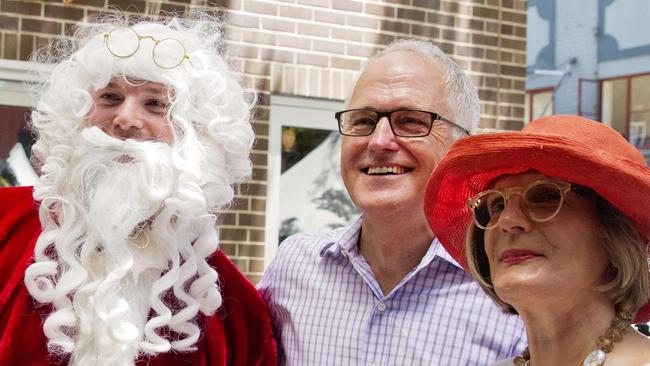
[{"left": 500, "top": 249, "right": 542, "bottom": 265}]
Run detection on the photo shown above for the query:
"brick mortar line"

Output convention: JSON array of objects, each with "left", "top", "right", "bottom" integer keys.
[
  {"left": 227, "top": 10, "right": 527, "bottom": 32},
  {"left": 235, "top": 22, "right": 526, "bottom": 44},
  {"left": 232, "top": 52, "right": 526, "bottom": 65},
  {"left": 237, "top": 0, "right": 527, "bottom": 15},
  {"left": 245, "top": 33, "right": 524, "bottom": 53}
]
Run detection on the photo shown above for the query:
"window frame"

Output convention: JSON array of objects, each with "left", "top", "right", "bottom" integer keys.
[
  {"left": 598, "top": 71, "right": 650, "bottom": 138},
  {"left": 265, "top": 95, "right": 344, "bottom": 267},
  {"left": 525, "top": 87, "right": 555, "bottom": 122}
]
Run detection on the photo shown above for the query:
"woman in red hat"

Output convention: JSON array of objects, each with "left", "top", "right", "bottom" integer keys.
[{"left": 424, "top": 115, "right": 650, "bottom": 365}]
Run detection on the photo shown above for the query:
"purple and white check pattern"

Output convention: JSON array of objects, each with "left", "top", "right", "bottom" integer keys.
[{"left": 258, "top": 217, "right": 527, "bottom": 366}]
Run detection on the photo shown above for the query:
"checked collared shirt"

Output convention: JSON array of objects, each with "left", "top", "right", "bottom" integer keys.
[{"left": 258, "top": 217, "right": 527, "bottom": 366}]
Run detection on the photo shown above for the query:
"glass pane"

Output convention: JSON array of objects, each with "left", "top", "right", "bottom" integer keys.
[
  {"left": 630, "top": 75, "right": 650, "bottom": 151},
  {"left": 279, "top": 127, "right": 359, "bottom": 244},
  {"left": 631, "top": 75, "right": 650, "bottom": 112},
  {"left": 629, "top": 118, "right": 649, "bottom": 149},
  {"left": 601, "top": 79, "right": 628, "bottom": 135},
  {"left": 281, "top": 127, "right": 329, "bottom": 173},
  {"left": 531, "top": 91, "right": 553, "bottom": 120},
  {"left": 0, "top": 105, "right": 37, "bottom": 187}
]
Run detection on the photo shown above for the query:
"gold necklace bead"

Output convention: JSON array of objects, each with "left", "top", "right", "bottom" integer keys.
[
  {"left": 596, "top": 335, "right": 614, "bottom": 353},
  {"left": 605, "top": 327, "right": 624, "bottom": 342},
  {"left": 514, "top": 310, "right": 631, "bottom": 365},
  {"left": 513, "top": 355, "right": 527, "bottom": 366},
  {"left": 618, "top": 310, "right": 634, "bottom": 321}
]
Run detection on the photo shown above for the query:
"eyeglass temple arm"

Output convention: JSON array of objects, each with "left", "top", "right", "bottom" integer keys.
[{"left": 438, "top": 116, "right": 470, "bottom": 136}]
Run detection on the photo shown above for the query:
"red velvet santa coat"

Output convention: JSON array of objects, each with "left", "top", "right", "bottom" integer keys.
[{"left": 0, "top": 186, "right": 278, "bottom": 366}]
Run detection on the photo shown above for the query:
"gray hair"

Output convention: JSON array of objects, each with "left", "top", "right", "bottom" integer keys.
[{"left": 349, "top": 39, "right": 480, "bottom": 139}]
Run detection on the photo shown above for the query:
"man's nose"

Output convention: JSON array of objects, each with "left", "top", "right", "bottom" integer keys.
[
  {"left": 368, "top": 117, "right": 399, "bottom": 152},
  {"left": 112, "top": 98, "right": 144, "bottom": 133}
]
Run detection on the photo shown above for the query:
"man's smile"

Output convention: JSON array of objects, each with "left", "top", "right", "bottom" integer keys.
[{"left": 362, "top": 165, "right": 411, "bottom": 175}]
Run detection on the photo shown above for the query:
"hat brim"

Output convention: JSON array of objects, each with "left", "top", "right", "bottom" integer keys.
[{"left": 424, "top": 132, "right": 650, "bottom": 322}]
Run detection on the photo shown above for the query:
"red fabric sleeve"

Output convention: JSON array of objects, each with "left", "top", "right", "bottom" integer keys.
[
  {"left": 0, "top": 186, "right": 52, "bottom": 365},
  {"left": 208, "top": 251, "right": 278, "bottom": 366}
]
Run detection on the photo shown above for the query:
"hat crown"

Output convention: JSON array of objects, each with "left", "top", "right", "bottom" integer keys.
[{"left": 523, "top": 115, "right": 646, "bottom": 166}]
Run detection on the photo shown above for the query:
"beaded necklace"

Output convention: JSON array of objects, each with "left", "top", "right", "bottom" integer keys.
[{"left": 513, "top": 310, "right": 633, "bottom": 366}]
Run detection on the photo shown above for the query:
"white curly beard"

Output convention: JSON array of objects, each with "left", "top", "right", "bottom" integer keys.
[{"left": 24, "top": 128, "right": 222, "bottom": 366}]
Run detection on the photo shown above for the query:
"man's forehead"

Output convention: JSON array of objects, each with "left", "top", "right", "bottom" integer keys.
[
  {"left": 349, "top": 52, "right": 447, "bottom": 111},
  {"left": 103, "top": 76, "right": 169, "bottom": 94}
]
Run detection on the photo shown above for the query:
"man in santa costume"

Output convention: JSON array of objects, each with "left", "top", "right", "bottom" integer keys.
[{"left": 0, "top": 14, "right": 277, "bottom": 366}]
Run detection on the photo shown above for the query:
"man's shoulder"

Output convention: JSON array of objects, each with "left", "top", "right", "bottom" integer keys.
[
  {"left": 281, "top": 227, "right": 345, "bottom": 247},
  {"left": 275, "top": 225, "right": 351, "bottom": 260},
  {"left": 257, "top": 225, "right": 353, "bottom": 288}
]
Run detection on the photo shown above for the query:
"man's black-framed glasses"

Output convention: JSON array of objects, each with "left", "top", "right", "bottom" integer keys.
[{"left": 335, "top": 108, "right": 470, "bottom": 138}]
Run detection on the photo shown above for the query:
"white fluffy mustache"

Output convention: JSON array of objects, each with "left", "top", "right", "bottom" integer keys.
[{"left": 72, "top": 128, "right": 176, "bottom": 244}]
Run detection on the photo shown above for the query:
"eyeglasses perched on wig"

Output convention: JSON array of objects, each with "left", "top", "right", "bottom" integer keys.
[
  {"left": 103, "top": 26, "right": 190, "bottom": 69},
  {"left": 335, "top": 108, "right": 470, "bottom": 138},
  {"left": 467, "top": 180, "right": 583, "bottom": 230}
]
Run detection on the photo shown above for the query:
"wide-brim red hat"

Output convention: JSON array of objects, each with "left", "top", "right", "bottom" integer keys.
[{"left": 424, "top": 115, "right": 650, "bottom": 322}]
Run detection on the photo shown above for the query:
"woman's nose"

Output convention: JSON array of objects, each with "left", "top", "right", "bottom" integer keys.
[{"left": 496, "top": 196, "right": 533, "bottom": 234}]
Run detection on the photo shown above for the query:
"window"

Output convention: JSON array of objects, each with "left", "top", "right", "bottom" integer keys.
[
  {"left": 630, "top": 75, "right": 650, "bottom": 149},
  {"left": 0, "top": 104, "right": 36, "bottom": 187},
  {"left": 601, "top": 73, "right": 650, "bottom": 158},
  {"left": 525, "top": 88, "right": 554, "bottom": 122},
  {"left": 266, "top": 95, "right": 358, "bottom": 265},
  {"left": 0, "top": 60, "right": 49, "bottom": 187}
]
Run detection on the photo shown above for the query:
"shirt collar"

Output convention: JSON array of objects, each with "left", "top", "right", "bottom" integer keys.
[
  {"left": 319, "top": 216, "right": 363, "bottom": 258},
  {"left": 430, "top": 237, "right": 464, "bottom": 269},
  {"left": 319, "top": 216, "right": 464, "bottom": 270}
]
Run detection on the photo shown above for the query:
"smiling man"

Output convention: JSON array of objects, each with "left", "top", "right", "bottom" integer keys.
[
  {"left": 0, "top": 15, "right": 277, "bottom": 366},
  {"left": 259, "top": 39, "right": 527, "bottom": 365}
]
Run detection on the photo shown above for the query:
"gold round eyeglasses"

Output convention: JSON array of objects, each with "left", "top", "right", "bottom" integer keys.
[
  {"left": 103, "top": 26, "right": 190, "bottom": 69},
  {"left": 467, "top": 180, "right": 573, "bottom": 230}
]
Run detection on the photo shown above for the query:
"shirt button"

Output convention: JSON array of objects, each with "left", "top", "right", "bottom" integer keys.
[{"left": 377, "top": 302, "right": 387, "bottom": 312}]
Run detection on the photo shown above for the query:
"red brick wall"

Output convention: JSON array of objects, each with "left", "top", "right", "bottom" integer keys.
[{"left": 0, "top": 0, "right": 527, "bottom": 282}]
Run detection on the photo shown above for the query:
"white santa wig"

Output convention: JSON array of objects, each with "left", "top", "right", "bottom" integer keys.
[{"left": 23, "top": 13, "right": 253, "bottom": 366}]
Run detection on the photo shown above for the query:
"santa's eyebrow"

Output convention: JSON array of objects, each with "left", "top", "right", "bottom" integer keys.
[
  {"left": 142, "top": 86, "right": 168, "bottom": 96},
  {"left": 95, "top": 81, "right": 168, "bottom": 97}
]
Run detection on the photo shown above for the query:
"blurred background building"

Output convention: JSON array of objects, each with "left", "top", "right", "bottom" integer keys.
[{"left": 526, "top": 0, "right": 650, "bottom": 162}]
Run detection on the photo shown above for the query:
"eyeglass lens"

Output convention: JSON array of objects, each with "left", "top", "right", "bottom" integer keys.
[
  {"left": 105, "top": 27, "right": 140, "bottom": 57},
  {"left": 105, "top": 27, "right": 187, "bottom": 69},
  {"left": 339, "top": 110, "right": 432, "bottom": 137},
  {"left": 153, "top": 38, "right": 186, "bottom": 69},
  {"left": 472, "top": 182, "right": 565, "bottom": 229}
]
